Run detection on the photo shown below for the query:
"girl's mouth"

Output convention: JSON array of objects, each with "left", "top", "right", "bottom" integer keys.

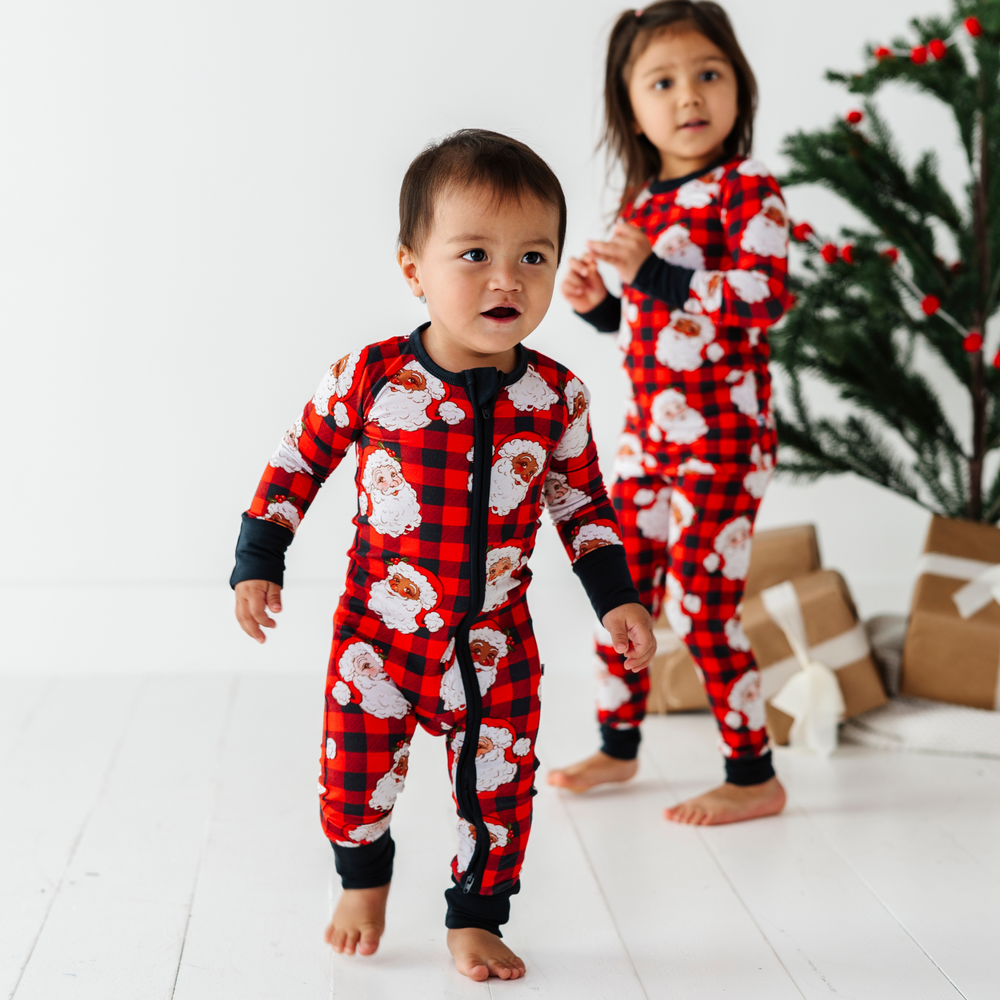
[
  {"left": 482, "top": 306, "right": 520, "bottom": 321},
  {"left": 681, "top": 119, "right": 709, "bottom": 130}
]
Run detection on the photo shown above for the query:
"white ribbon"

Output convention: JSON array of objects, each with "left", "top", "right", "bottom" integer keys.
[
  {"left": 760, "top": 582, "right": 848, "bottom": 757},
  {"left": 916, "top": 552, "right": 1000, "bottom": 619}
]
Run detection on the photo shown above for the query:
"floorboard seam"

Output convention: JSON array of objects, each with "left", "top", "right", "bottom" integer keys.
[
  {"left": 542, "top": 738, "right": 650, "bottom": 1000},
  {"left": 641, "top": 749, "right": 809, "bottom": 1000},
  {"left": 170, "top": 674, "right": 242, "bottom": 1000},
  {"left": 798, "top": 804, "right": 969, "bottom": 999},
  {"left": 0, "top": 679, "right": 56, "bottom": 774},
  {"left": 7, "top": 677, "right": 147, "bottom": 1000}
]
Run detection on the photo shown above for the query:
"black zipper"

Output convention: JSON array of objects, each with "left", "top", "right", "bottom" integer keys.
[{"left": 453, "top": 366, "right": 501, "bottom": 894}]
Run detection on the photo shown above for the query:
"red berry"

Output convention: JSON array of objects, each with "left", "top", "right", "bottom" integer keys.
[
  {"left": 993, "top": 350, "right": 1000, "bottom": 369},
  {"left": 964, "top": 332, "right": 983, "bottom": 352},
  {"left": 928, "top": 38, "right": 947, "bottom": 60},
  {"left": 874, "top": 46, "right": 893, "bottom": 60},
  {"left": 921, "top": 294, "right": 941, "bottom": 315},
  {"left": 841, "top": 243, "right": 856, "bottom": 264},
  {"left": 821, "top": 243, "right": 839, "bottom": 264},
  {"left": 846, "top": 110, "right": 864, "bottom": 124},
  {"left": 792, "top": 222, "right": 814, "bottom": 241},
  {"left": 966, "top": 16, "right": 983, "bottom": 37},
  {"left": 911, "top": 45, "right": 928, "bottom": 64},
  {"left": 882, "top": 247, "right": 899, "bottom": 264}
]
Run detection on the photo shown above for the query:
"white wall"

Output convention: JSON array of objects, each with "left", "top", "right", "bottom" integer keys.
[{"left": 1, "top": 0, "right": 964, "bottom": 671}]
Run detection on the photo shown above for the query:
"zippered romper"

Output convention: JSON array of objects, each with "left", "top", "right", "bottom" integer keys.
[
  {"left": 231, "top": 326, "right": 638, "bottom": 935},
  {"left": 577, "top": 156, "right": 791, "bottom": 785}
]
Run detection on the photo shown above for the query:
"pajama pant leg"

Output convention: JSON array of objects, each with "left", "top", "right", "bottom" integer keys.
[{"left": 595, "top": 471, "right": 774, "bottom": 784}]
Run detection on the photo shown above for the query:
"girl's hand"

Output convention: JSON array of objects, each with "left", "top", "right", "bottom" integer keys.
[
  {"left": 561, "top": 252, "right": 608, "bottom": 314},
  {"left": 602, "top": 602, "right": 656, "bottom": 673},
  {"left": 235, "top": 579, "right": 282, "bottom": 643},
  {"left": 587, "top": 223, "right": 653, "bottom": 285}
]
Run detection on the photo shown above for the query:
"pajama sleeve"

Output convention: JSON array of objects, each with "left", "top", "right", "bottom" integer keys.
[
  {"left": 575, "top": 293, "right": 622, "bottom": 333},
  {"left": 685, "top": 166, "right": 791, "bottom": 327},
  {"left": 230, "top": 348, "right": 370, "bottom": 588},
  {"left": 546, "top": 374, "right": 640, "bottom": 620}
]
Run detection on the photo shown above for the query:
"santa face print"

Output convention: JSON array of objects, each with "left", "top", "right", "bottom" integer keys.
[
  {"left": 449, "top": 720, "right": 530, "bottom": 793},
  {"left": 455, "top": 817, "right": 509, "bottom": 875},
  {"left": 482, "top": 544, "right": 525, "bottom": 613},
  {"left": 739, "top": 194, "right": 788, "bottom": 259},
  {"left": 552, "top": 378, "right": 591, "bottom": 461},
  {"left": 703, "top": 516, "right": 753, "bottom": 581},
  {"left": 313, "top": 350, "right": 360, "bottom": 418},
  {"left": 438, "top": 624, "right": 507, "bottom": 712},
  {"left": 336, "top": 640, "right": 410, "bottom": 720},
  {"left": 652, "top": 223, "right": 706, "bottom": 270},
  {"left": 367, "top": 564, "right": 444, "bottom": 634},
  {"left": 542, "top": 471, "right": 589, "bottom": 523},
  {"left": 725, "top": 670, "right": 766, "bottom": 731},
  {"left": 393, "top": 368, "right": 426, "bottom": 392},
  {"left": 726, "top": 370, "right": 759, "bottom": 418},
  {"left": 572, "top": 522, "right": 622, "bottom": 561},
  {"left": 635, "top": 486, "right": 671, "bottom": 543},
  {"left": 368, "top": 360, "right": 463, "bottom": 431},
  {"left": 263, "top": 496, "right": 301, "bottom": 533},
  {"left": 613, "top": 432, "right": 652, "bottom": 480},
  {"left": 648, "top": 389, "right": 708, "bottom": 445},
  {"left": 390, "top": 575, "right": 420, "bottom": 600},
  {"left": 368, "top": 743, "right": 411, "bottom": 812},
  {"left": 269, "top": 420, "right": 313, "bottom": 476},
  {"left": 655, "top": 309, "right": 718, "bottom": 372},
  {"left": 490, "top": 437, "right": 547, "bottom": 516},
  {"left": 506, "top": 364, "right": 559, "bottom": 412},
  {"left": 360, "top": 449, "right": 422, "bottom": 537}
]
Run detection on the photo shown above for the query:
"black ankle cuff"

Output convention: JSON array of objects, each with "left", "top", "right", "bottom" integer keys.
[
  {"left": 725, "top": 752, "right": 776, "bottom": 787},
  {"left": 331, "top": 830, "right": 394, "bottom": 889},
  {"left": 600, "top": 722, "right": 641, "bottom": 760},
  {"left": 444, "top": 879, "right": 520, "bottom": 937}
]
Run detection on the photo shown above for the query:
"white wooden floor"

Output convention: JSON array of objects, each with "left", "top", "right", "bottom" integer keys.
[{"left": 2, "top": 670, "right": 998, "bottom": 1000}]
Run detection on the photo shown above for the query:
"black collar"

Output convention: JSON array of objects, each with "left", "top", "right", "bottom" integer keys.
[
  {"left": 648, "top": 155, "right": 731, "bottom": 195},
  {"left": 406, "top": 323, "right": 529, "bottom": 387}
]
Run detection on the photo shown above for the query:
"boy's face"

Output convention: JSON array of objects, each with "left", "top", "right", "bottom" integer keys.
[{"left": 398, "top": 183, "right": 559, "bottom": 369}]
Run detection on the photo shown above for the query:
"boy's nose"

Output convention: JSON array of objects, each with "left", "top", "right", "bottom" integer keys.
[{"left": 488, "top": 260, "right": 522, "bottom": 292}]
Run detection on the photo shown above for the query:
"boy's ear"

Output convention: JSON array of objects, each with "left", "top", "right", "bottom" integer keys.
[{"left": 397, "top": 245, "right": 424, "bottom": 299}]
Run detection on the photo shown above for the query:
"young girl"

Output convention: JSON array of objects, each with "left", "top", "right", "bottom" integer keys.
[{"left": 549, "top": 0, "right": 790, "bottom": 825}]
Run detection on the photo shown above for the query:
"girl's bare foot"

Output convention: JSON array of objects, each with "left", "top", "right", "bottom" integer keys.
[
  {"left": 447, "top": 927, "right": 526, "bottom": 981},
  {"left": 547, "top": 751, "right": 638, "bottom": 792},
  {"left": 324, "top": 883, "right": 391, "bottom": 956},
  {"left": 664, "top": 777, "right": 786, "bottom": 826}
]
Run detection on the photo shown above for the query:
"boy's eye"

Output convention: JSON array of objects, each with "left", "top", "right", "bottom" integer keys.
[
  {"left": 522, "top": 251, "right": 545, "bottom": 265},
  {"left": 461, "top": 248, "right": 487, "bottom": 262},
  {"left": 653, "top": 77, "right": 673, "bottom": 90}
]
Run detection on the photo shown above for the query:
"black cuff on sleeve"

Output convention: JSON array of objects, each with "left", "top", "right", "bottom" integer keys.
[
  {"left": 630, "top": 254, "right": 695, "bottom": 308},
  {"left": 331, "top": 831, "right": 395, "bottom": 889},
  {"left": 575, "top": 293, "right": 622, "bottom": 333},
  {"left": 229, "top": 512, "right": 293, "bottom": 589},
  {"left": 573, "top": 544, "right": 641, "bottom": 622},
  {"left": 725, "top": 752, "right": 776, "bottom": 787}
]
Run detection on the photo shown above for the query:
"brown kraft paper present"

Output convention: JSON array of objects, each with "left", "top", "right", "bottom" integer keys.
[
  {"left": 742, "top": 569, "right": 887, "bottom": 744},
  {"left": 648, "top": 524, "right": 822, "bottom": 714},
  {"left": 902, "top": 515, "right": 1000, "bottom": 709}
]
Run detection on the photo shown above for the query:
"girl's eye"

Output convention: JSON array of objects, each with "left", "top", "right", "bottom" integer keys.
[
  {"left": 700, "top": 69, "right": 720, "bottom": 82},
  {"left": 522, "top": 251, "right": 545, "bottom": 265},
  {"left": 653, "top": 78, "right": 673, "bottom": 90},
  {"left": 461, "top": 248, "right": 487, "bottom": 262}
]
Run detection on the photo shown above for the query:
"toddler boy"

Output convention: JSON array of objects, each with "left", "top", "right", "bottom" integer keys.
[{"left": 232, "top": 129, "right": 654, "bottom": 981}]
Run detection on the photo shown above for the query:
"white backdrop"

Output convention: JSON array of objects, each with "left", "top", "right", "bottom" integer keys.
[{"left": 1, "top": 0, "right": 969, "bottom": 672}]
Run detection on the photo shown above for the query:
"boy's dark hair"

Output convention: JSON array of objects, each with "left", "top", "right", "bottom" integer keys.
[
  {"left": 398, "top": 129, "right": 567, "bottom": 264},
  {"left": 603, "top": 2, "right": 757, "bottom": 209}
]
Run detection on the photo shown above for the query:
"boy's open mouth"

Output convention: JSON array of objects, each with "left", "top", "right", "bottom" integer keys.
[{"left": 482, "top": 306, "right": 520, "bottom": 320}]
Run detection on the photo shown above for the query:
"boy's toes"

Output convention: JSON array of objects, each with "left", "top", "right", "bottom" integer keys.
[
  {"left": 343, "top": 930, "right": 360, "bottom": 955},
  {"left": 357, "top": 926, "right": 381, "bottom": 956}
]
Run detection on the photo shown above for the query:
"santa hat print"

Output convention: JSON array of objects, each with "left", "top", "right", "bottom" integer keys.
[
  {"left": 478, "top": 717, "right": 533, "bottom": 762},
  {"left": 571, "top": 520, "right": 622, "bottom": 559},
  {"left": 493, "top": 432, "right": 548, "bottom": 470},
  {"left": 468, "top": 621, "right": 511, "bottom": 664}
]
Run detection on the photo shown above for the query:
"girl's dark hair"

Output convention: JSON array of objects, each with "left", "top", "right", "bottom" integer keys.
[
  {"left": 399, "top": 129, "right": 567, "bottom": 264},
  {"left": 603, "top": 1, "right": 757, "bottom": 208}
]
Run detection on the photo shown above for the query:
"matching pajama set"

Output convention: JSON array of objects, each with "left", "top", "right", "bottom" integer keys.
[
  {"left": 579, "top": 156, "right": 791, "bottom": 785},
  {"left": 231, "top": 328, "right": 638, "bottom": 935}
]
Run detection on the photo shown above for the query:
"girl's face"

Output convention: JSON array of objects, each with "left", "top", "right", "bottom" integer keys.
[{"left": 627, "top": 28, "right": 738, "bottom": 179}]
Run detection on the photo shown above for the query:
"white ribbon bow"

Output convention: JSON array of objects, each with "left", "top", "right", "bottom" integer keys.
[
  {"left": 917, "top": 553, "right": 1000, "bottom": 619},
  {"left": 760, "top": 582, "right": 846, "bottom": 757}
]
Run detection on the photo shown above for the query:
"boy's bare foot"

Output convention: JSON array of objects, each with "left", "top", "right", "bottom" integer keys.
[
  {"left": 324, "top": 883, "right": 390, "bottom": 956},
  {"left": 664, "top": 777, "right": 786, "bottom": 826},
  {"left": 447, "top": 927, "right": 526, "bottom": 981},
  {"left": 546, "top": 751, "right": 638, "bottom": 792}
]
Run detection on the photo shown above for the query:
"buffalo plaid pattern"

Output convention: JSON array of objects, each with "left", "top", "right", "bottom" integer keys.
[
  {"left": 597, "top": 468, "right": 772, "bottom": 761},
  {"left": 595, "top": 157, "right": 788, "bottom": 764},
  {"left": 322, "top": 595, "right": 539, "bottom": 891},
  {"left": 243, "top": 330, "right": 623, "bottom": 895}
]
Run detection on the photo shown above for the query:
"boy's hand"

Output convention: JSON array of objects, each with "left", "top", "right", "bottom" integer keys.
[
  {"left": 561, "top": 252, "right": 609, "bottom": 314},
  {"left": 602, "top": 603, "right": 656, "bottom": 673},
  {"left": 587, "top": 223, "right": 653, "bottom": 285},
  {"left": 235, "top": 579, "right": 283, "bottom": 644}
]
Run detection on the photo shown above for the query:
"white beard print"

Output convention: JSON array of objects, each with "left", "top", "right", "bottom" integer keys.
[
  {"left": 506, "top": 365, "right": 559, "bottom": 411},
  {"left": 553, "top": 413, "right": 589, "bottom": 460},
  {"left": 713, "top": 516, "right": 753, "bottom": 581},
  {"left": 269, "top": 420, "right": 312, "bottom": 475},
  {"left": 264, "top": 499, "right": 301, "bottom": 532},
  {"left": 668, "top": 490, "right": 696, "bottom": 547},
  {"left": 674, "top": 169, "right": 722, "bottom": 209},
  {"left": 336, "top": 813, "right": 392, "bottom": 847},
  {"left": 727, "top": 370, "right": 759, "bottom": 417},
  {"left": 636, "top": 487, "right": 672, "bottom": 542},
  {"left": 743, "top": 445, "right": 774, "bottom": 499},
  {"left": 456, "top": 819, "right": 509, "bottom": 874},
  {"left": 690, "top": 270, "right": 725, "bottom": 314},
  {"left": 543, "top": 472, "right": 590, "bottom": 524},
  {"left": 369, "top": 382, "right": 436, "bottom": 431},
  {"left": 449, "top": 728, "right": 518, "bottom": 792},
  {"left": 664, "top": 572, "right": 692, "bottom": 638},
  {"left": 367, "top": 480, "right": 421, "bottom": 537},
  {"left": 727, "top": 671, "right": 766, "bottom": 731},
  {"left": 483, "top": 569, "right": 522, "bottom": 613},
  {"left": 652, "top": 224, "right": 706, "bottom": 270},
  {"left": 312, "top": 350, "right": 360, "bottom": 417},
  {"left": 648, "top": 389, "right": 708, "bottom": 445},
  {"left": 727, "top": 269, "right": 771, "bottom": 304},
  {"left": 596, "top": 669, "right": 631, "bottom": 711},
  {"left": 338, "top": 642, "right": 410, "bottom": 720},
  {"left": 740, "top": 195, "right": 788, "bottom": 259},
  {"left": 736, "top": 159, "right": 771, "bottom": 177},
  {"left": 655, "top": 310, "right": 716, "bottom": 372},
  {"left": 490, "top": 455, "right": 535, "bottom": 516},
  {"left": 725, "top": 614, "right": 752, "bottom": 652},
  {"left": 439, "top": 658, "right": 499, "bottom": 713},
  {"left": 368, "top": 745, "right": 410, "bottom": 811}
]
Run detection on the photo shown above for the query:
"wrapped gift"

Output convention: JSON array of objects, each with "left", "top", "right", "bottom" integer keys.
[
  {"left": 742, "top": 570, "right": 888, "bottom": 746},
  {"left": 647, "top": 523, "right": 821, "bottom": 714},
  {"left": 902, "top": 515, "right": 1000, "bottom": 709}
]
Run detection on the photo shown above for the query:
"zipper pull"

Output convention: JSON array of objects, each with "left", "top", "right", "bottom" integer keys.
[{"left": 462, "top": 871, "right": 477, "bottom": 893}]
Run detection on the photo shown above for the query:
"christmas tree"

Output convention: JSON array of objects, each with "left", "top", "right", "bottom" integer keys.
[{"left": 773, "top": 4, "right": 1000, "bottom": 522}]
